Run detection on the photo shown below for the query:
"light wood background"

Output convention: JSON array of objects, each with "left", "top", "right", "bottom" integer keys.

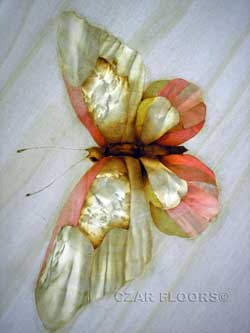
[{"left": 0, "top": 0, "right": 249, "bottom": 332}]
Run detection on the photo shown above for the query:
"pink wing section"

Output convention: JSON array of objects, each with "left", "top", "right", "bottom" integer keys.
[
  {"left": 65, "top": 79, "right": 106, "bottom": 146},
  {"left": 156, "top": 79, "right": 206, "bottom": 146},
  {"left": 167, "top": 182, "right": 219, "bottom": 237},
  {"left": 161, "top": 154, "right": 216, "bottom": 184},
  {"left": 161, "top": 154, "right": 219, "bottom": 237},
  {"left": 40, "top": 158, "right": 108, "bottom": 272}
]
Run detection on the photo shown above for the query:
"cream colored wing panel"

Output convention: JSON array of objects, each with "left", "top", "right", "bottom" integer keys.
[
  {"left": 82, "top": 58, "right": 130, "bottom": 143},
  {"left": 99, "top": 33, "right": 145, "bottom": 142},
  {"left": 57, "top": 11, "right": 101, "bottom": 87},
  {"left": 141, "top": 157, "right": 188, "bottom": 209},
  {"left": 125, "top": 157, "right": 153, "bottom": 280},
  {"left": 90, "top": 228, "right": 127, "bottom": 301},
  {"left": 35, "top": 226, "right": 93, "bottom": 331},
  {"left": 78, "top": 157, "right": 130, "bottom": 248},
  {"left": 58, "top": 11, "right": 145, "bottom": 143}
]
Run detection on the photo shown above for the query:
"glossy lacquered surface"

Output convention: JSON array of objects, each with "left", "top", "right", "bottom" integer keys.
[{"left": 0, "top": 1, "right": 249, "bottom": 333}]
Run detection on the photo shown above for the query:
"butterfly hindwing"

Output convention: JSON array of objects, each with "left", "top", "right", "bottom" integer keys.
[
  {"left": 138, "top": 79, "right": 206, "bottom": 145},
  {"left": 147, "top": 154, "right": 219, "bottom": 238}
]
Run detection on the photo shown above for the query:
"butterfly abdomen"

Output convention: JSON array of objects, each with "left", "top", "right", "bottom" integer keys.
[{"left": 87, "top": 143, "right": 187, "bottom": 161}]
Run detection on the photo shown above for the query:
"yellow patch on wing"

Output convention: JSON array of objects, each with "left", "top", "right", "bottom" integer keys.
[
  {"left": 143, "top": 80, "right": 169, "bottom": 98},
  {"left": 144, "top": 179, "right": 162, "bottom": 208},
  {"left": 150, "top": 204, "right": 190, "bottom": 238},
  {"left": 136, "top": 96, "right": 180, "bottom": 144}
]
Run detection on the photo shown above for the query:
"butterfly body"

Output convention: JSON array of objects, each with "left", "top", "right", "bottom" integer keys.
[{"left": 87, "top": 143, "right": 188, "bottom": 161}]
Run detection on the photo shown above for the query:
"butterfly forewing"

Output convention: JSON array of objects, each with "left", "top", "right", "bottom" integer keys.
[
  {"left": 58, "top": 11, "right": 144, "bottom": 144},
  {"left": 35, "top": 157, "right": 153, "bottom": 330}
]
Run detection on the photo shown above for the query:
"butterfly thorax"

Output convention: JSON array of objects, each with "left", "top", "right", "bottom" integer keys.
[{"left": 87, "top": 143, "right": 187, "bottom": 162}]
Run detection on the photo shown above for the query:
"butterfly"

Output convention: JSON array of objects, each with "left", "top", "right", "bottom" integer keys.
[{"left": 35, "top": 11, "right": 219, "bottom": 331}]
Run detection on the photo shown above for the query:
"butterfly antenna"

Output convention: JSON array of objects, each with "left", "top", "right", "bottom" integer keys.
[
  {"left": 26, "top": 157, "right": 86, "bottom": 197},
  {"left": 17, "top": 145, "right": 86, "bottom": 153}
]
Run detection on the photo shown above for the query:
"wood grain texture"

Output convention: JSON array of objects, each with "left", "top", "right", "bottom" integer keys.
[{"left": 0, "top": 0, "right": 249, "bottom": 332}]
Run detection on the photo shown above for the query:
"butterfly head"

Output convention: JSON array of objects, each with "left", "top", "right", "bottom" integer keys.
[{"left": 86, "top": 147, "right": 104, "bottom": 162}]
